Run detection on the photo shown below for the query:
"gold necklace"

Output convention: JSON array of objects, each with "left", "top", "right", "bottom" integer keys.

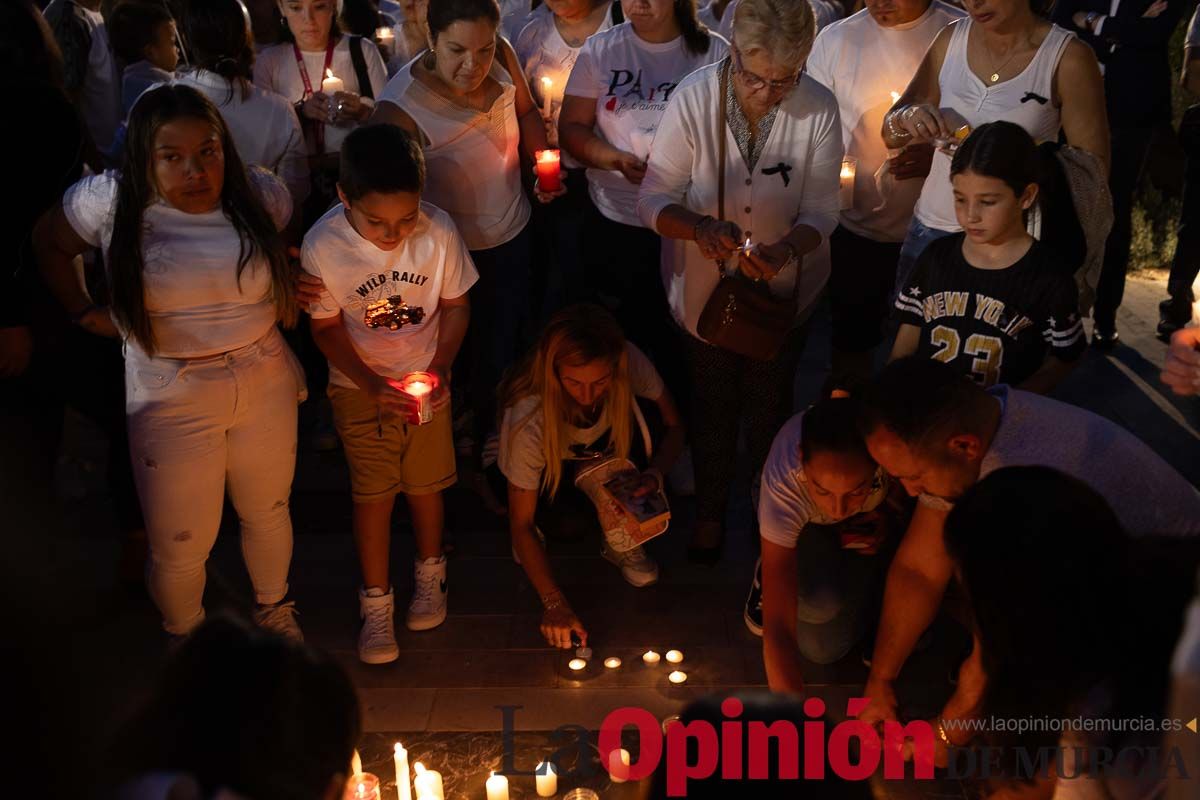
[{"left": 981, "top": 37, "right": 1023, "bottom": 83}]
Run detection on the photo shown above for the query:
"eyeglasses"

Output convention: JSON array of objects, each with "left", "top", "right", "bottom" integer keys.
[{"left": 731, "top": 44, "right": 800, "bottom": 94}]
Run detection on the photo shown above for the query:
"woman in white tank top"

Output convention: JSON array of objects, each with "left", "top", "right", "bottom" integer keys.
[
  {"left": 371, "top": 0, "right": 563, "bottom": 481},
  {"left": 881, "top": 0, "right": 1109, "bottom": 291}
]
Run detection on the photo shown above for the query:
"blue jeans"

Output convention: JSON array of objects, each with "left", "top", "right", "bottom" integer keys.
[
  {"left": 793, "top": 520, "right": 897, "bottom": 665},
  {"left": 894, "top": 217, "right": 955, "bottom": 300}
]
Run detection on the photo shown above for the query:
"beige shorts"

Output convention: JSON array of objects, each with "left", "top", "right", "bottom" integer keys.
[{"left": 328, "top": 383, "right": 457, "bottom": 503}]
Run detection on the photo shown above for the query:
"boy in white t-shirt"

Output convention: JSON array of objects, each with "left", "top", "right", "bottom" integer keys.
[{"left": 303, "top": 125, "right": 478, "bottom": 664}]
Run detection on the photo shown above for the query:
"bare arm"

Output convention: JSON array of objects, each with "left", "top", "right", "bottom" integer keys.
[
  {"left": 881, "top": 23, "right": 953, "bottom": 149},
  {"left": 308, "top": 313, "right": 425, "bottom": 417},
  {"left": 887, "top": 323, "right": 921, "bottom": 363},
  {"left": 508, "top": 482, "right": 589, "bottom": 648},
  {"left": 648, "top": 387, "right": 685, "bottom": 478},
  {"left": 559, "top": 94, "right": 646, "bottom": 180},
  {"left": 1054, "top": 38, "right": 1111, "bottom": 174},
  {"left": 369, "top": 101, "right": 424, "bottom": 141},
  {"left": 761, "top": 538, "right": 807, "bottom": 694},
  {"left": 428, "top": 293, "right": 470, "bottom": 382},
  {"left": 32, "top": 202, "right": 117, "bottom": 338},
  {"left": 497, "top": 36, "right": 551, "bottom": 159},
  {"left": 860, "top": 503, "right": 954, "bottom": 722},
  {"left": 1016, "top": 353, "right": 1077, "bottom": 395}
]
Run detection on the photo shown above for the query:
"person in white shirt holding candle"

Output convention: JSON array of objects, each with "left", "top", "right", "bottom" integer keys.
[
  {"left": 805, "top": 0, "right": 964, "bottom": 380},
  {"left": 177, "top": 0, "right": 311, "bottom": 227},
  {"left": 34, "top": 85, "right": 306, "bottom": 640},
  {"left": 880, "top": 0, "right": 1109, "bottom": 298},
  {"left": 636, "top": 0, "right": 841, "bottom": 561},
  {"left": 559, "top": 0, "right": 727, "bottom": 394},
  {"left": 516, "top": 0, "right": 620, "bottom": 309},
  {"left": 372, "top": 0, "right": 563, "bottom": 509},
  {"left": 302, "top": 125, "right": 477, "bottom": 664},
  {"left": 254, "top": 0, "right": 388, "bottom": 219}
]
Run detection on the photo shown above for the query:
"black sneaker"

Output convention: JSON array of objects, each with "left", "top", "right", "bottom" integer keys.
[{"left": 744, "top": 558, "right": 764, "bottom": 637}]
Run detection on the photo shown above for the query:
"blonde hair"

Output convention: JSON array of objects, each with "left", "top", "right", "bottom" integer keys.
[
  {"left": 731, "top": 0, "right": 816, "bottom": 71},
  {"left": 499, "top": 305, "right": 635, "bottom": 499}
]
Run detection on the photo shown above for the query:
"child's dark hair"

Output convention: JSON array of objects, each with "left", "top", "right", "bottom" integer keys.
[
  {"left": 800, "top": 389, "right": 870, "bottom": 465},
  {"left": 428, "top": 0, "right": 501, "bottom": 40},
  {"left": 108, "top": 0, "right": 174, "bottom": 65},
  {"left": 339, "top": 124, "right": 426, "bottom": 200},
  {"left": 950, "top": 121, "right": 1039, "bottom": 198},
  {"left": 182, "top": 0, "right": 255, "bottom": 102}
]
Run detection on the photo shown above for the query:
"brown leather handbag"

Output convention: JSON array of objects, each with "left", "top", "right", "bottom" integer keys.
[{"left": 696, "top": 61, "right": 800, "bottom": 362}]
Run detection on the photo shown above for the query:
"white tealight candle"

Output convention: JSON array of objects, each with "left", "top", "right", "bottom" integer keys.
[
  {"left": 642, "top": 650, "right": 660, "bottom": 665},
  {"left": 485, "top": 771, "right": 509, "bottom": 800},
  {"left": 568, "top": 657, "right": 587, "bottom": 671},
  {"left": 604, "top": 657, "right": 622, "bottom": 668},
  {"left": 668, "top": 670, "right": 688, "bottom": 684},
  {"left": 665, "top": 649, "right": 683, "bottom": 664},
  {"left": 609, "top": 748, "right": 631, "bottom": 783},
  {"left": 536, "top": 761, "right": 558, "bottom": 797},
  {"left": 393, "top": 743, "right": 411, "bottom": 800}
]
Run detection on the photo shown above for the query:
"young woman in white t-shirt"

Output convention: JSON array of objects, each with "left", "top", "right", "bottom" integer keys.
[
  {"left": 372, "top": 0, "right": 564, "bottom": 487},
  {"left": 559, "top": 0, "right": 725, "bottom": 370},
  {"left": 33, "top": 85, "right": 306, "bottom": 640},
  {"left": 498, "top": 304, "right": 685, "bottom": 649},
  {"left": 178, "top": 0, "right": 310, "bottom": 226},
  {"left": 254, "top": 0, "right": 388, "bottom": 218}
]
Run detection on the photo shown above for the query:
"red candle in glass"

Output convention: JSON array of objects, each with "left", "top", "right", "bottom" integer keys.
[
  {"left": 536, "top": 149, "right": 561, "bottom": 193},
  {"left": 388, "top": 371, "right": 437, "bottom": 425}
]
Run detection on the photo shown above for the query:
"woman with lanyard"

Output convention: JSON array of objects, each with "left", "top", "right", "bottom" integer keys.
[
  {"left": 881, "top": 0, "right": 1109, "bottom": 297},
  {"left": 34, "top": 85, "right": 306, "bottom": 640},
  {"left": 636, "top": 0, "right": 842, "bottom": 562},
  {"left": 254, "top": 0, "right": 388, "bottom": 222},
  {"left": 372, "top": 0, "right": 564, "bottom": 508},
  {"left": 515, "top": 0, "right": 622, "bottom": 311},
  {"left": 558, "top": 0, "right": 726, "bottom": 395}
]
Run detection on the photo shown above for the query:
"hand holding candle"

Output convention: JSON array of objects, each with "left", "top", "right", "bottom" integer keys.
[{"left": 535, "top": 149, "right": 562, "bottom": 194}]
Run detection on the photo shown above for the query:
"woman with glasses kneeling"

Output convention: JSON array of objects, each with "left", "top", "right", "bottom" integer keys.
[{"left": 637, "top": 0, "right": 841, "bottom": 562}]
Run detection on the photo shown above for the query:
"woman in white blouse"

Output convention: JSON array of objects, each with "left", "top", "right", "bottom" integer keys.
[
  {"left": 178, "top": 0, "right": 310, "bottom": 228},
  {"left": 254, "top": 0, "right": 388, "bottom": 219},
  {"left": 372, "top": 0, "right": 561, "bottom": 495},
  {"left": 637, "top": 0, "right": 841, "bottom": 560},
  {"left": 33, "top": 85, "right": 306, "bottom": 640}
]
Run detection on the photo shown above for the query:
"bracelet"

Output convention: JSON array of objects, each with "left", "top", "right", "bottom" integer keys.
[
  {"left": 935, "top": 717, "right": 954, "bottom": 748},
  {"left": 541, "top": 590, "right": 566, "bottom": 611},
  {"left": 885, "top": 110, "right": 912, "bottom": 143}
]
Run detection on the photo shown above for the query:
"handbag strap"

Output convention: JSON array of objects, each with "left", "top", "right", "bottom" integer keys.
[{"left": 715, "top": 60, "right": 729, "bottom": 277}]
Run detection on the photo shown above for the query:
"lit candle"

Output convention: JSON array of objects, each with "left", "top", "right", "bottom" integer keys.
[
  {"left": 392, "top": 371, "right": 436, "bottom": 425},
  {"left": 839, "top": 156, "right": 857, "bottom": 210},
  {"left": 535, "top": 149, "right": 561, "bottom": 193},
  {"left": 604, "top": 657, "right": 622, "bottom": 668},
  {"left": 665, "top": 649, "right": 683, "bottom": 664},
  {"left": 486, "top": 771, "right": 509, "bottom": 800},
  {"left": 344, "top": 773, "right": 381, "bottom": 800},
  {"left": 668, "top": 670, "right": 688, "bottom": 684},
  {"left": 642, "top": 650, "right": 660, "bottom": 665},
  {"left": 536, "top": 760, "right": 558, "bottom": 797},
  {"left": 351, "top": 750, "right": 363, "bottom": 779},
  {"left": 568, "top": 657, "right": 587, "bottom": 671},
  {"left": 608, "top": 748, "right": 631, "bottom": 783},
  {"left": 321, "top": 68, "right": 345, "bottom": 96},
  {"left": 540, "top": 75, "right": 553, "bottom": 119},
  {"left": 394, "top": 743, "right": 411, "bottom": 800},
  {"left": 413, "top": 763, "right": 444, "bottom": 800}
]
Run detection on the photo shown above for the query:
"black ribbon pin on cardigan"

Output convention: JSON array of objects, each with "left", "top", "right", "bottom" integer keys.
[
  {"left": 762, "top": 162, "right": 793, "bottom": 187},
  {"left": 1020, "top": 91, "right": 1049, "bottom": 105}
]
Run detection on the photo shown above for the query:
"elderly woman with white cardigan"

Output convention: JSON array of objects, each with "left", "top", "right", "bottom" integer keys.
[{"left": 636, "top": 0, "right": 841, "bottom": 561}]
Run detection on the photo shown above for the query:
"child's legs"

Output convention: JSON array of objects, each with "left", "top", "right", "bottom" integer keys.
[
  {"left": 406, "top": 492, "right": 444, "bottom": 561},
  {"left": 353, "top": 495, "right": 397, "bottom": 590},
  {"left": 398, "top": 404, "right": 456, "bottom": 558}
]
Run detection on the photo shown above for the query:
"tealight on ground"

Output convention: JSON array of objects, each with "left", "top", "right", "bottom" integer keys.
[
  {"left": 642, "top": 650, "right": 661, "bottom": 665},
  {"left": 665, "top": 649, "right": 683, "bottom": 663},
  {"left": 568, "top": 658, "right": 587, "bottom": 671},
  {"left": 668, "top": 670, "right": 687, "bottom": 684},
  {"left": 604, "top": 657, "right": 622, "bottom": 668}
]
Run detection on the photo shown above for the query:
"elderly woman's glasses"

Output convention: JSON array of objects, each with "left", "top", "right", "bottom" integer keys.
[{"left": 731, "top": 45, "right": 799, "bottom": 93}]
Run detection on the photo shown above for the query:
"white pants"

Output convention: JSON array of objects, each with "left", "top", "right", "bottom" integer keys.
[{"left": 125, "top": 327, "right": 306, "bottom": 634}]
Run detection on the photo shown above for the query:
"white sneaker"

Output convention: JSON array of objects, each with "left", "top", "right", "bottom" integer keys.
[
  {"left": 407, "top": 556, "right": 448, "bottom": 631},
  {"left": 512, "top": 526, "right": 547, "bottom": 565},
  {"left": 358, "top": 586, "right": 400, "bottom": 664},
  {"left": 254, "top": 600, "right": 303, "bottom": 642},
  {"left": 602, "top": 544, "right": 660, "bottom": 587}
]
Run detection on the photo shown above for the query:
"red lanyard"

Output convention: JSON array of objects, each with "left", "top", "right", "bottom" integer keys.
[{"left": 294, "top": 41, "right": 336, "bottom": 153}]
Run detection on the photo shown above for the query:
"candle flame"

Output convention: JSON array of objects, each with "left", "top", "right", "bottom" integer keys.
[
  {"left": 414, "top": 762, "right": 426, "bottom": 775},
  {"left": 541, "top": 76, "right": 552, "bottom": 89},
  {"left": 394, "top": 742, "right": 404, "bottom": 753},
  {"left": 890, "top": 91, "right": 901, "bottom": 104},
  {"left": 326, "top": 68, "right": 335, "bottom": 80}
]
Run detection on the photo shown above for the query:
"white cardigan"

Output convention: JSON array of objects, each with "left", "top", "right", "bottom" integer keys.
[{"left": 637, "top": 62, "right": 843, "bottom": 339}]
